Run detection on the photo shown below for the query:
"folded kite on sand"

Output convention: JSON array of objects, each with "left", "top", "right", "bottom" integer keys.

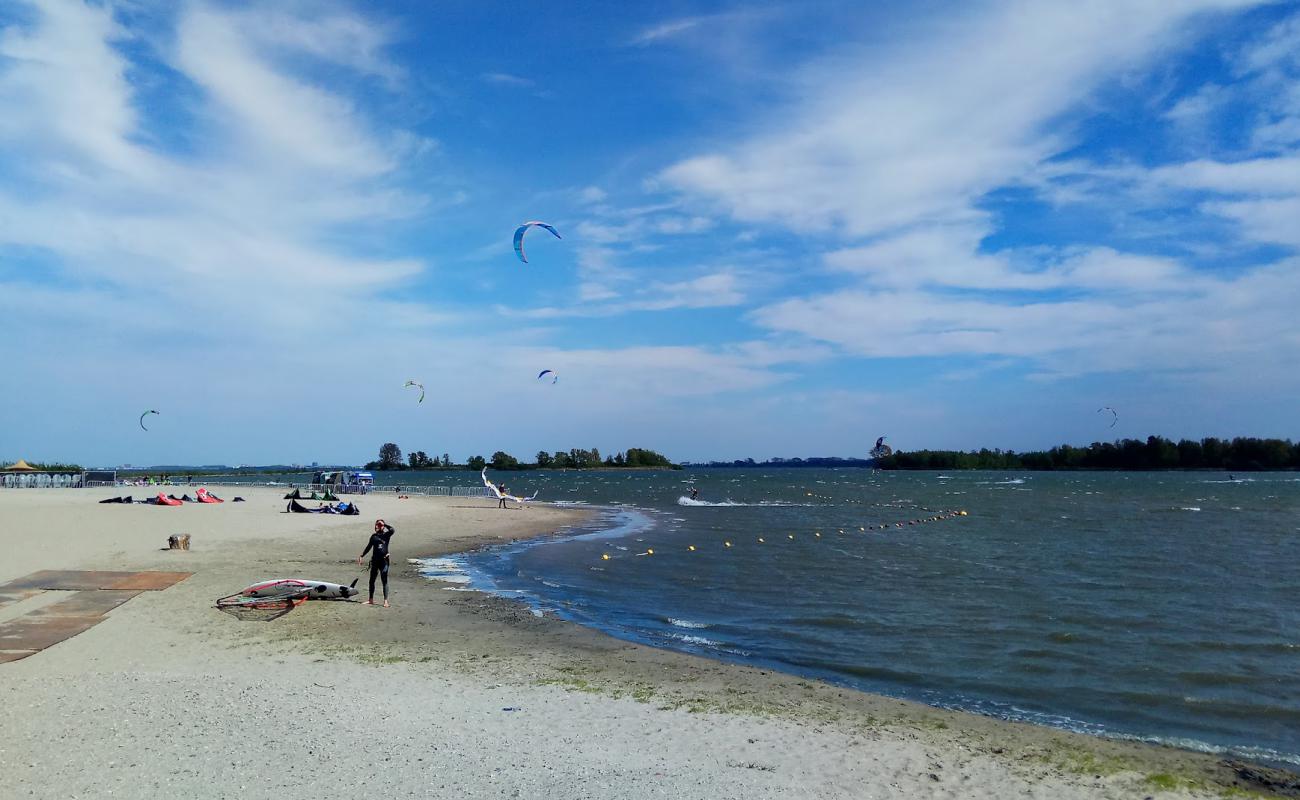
[{"left": 285, "top": 499, "right": 360, "bottom": 515}]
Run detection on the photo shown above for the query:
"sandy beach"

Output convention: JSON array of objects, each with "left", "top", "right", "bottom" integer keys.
[{"left": 1, "top": 487, "right": 1294, "bottom": 799}]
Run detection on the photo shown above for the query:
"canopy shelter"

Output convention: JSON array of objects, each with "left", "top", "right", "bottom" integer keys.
[{"left": 4, "top": 459, "right": 37, "bottom": 471}]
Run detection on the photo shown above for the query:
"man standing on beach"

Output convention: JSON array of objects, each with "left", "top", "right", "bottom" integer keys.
[
  {"left": 498, "top": 484, "right": 508, "bottom": 509},
  {"left": 357, "top": 519, "right": 394, "bottom": 607}
]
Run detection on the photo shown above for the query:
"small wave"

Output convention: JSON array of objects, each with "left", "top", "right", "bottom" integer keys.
[
  {"left": 676, "top": 496, "right": 811, "bottom": 507},
  {"left": 669, "top": 632, "right": 719, "bottom": 647},
  {"left": 1179, "top": 506, "right": 1202, "bottom": 512},
  {"left": 996, "top": 478, "right": 1027, "bottom": 485},
  {"left": 415, "top": 557, "right": 471, "bottom": 584},
  {"left": 668, "top": 618, "right": 711, "bottom": 629}
]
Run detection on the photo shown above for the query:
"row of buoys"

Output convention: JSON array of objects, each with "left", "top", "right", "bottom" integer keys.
[{"left": 603, "top": 510, "right": 969, "bottom": 560}]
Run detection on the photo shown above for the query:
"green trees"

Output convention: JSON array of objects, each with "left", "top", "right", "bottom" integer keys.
[
  {"left": 408, "top": 451, "right": 435, "bottom": 469},
  {"left": 491, "top": 451, "right": 520, "bottom": 470},
  {"left": 876, "top": 436, "right": 1300, "bottom": 471},
  {"left": 378, "top": 443, "right": 403, "bottom": 470},
  {"left": 363, "top": 444, "right": 678, "bottom": 471}
]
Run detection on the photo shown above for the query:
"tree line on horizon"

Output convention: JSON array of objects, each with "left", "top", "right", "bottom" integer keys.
[
  {"left": 364, "top": 443, "right": 677, "bottom": 471},
  {"left": 876, "top": 436, "right": 1300, "bottom": 471}
]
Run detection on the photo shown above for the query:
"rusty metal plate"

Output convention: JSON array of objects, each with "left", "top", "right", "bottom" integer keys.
[
  {"left": 0, "top": 571, "right": 138, "bottom": 591},
  {"left": 0, "top": 617, "right": 101, "bottom": 651},
  {"left": 102, "top": 572, "right": 192, "bottom": 591},
  {"left": 29, "top": 591, "right": 141, "bottom": 618},
  {"left": 0, "top": 571, "right": 193, "bottom": 592},
  {"left": 0, "top": 650, "right": 38, "bottom": 663},
  {"left": 0, "top": 589, "right": 41, "bottom": 610}
]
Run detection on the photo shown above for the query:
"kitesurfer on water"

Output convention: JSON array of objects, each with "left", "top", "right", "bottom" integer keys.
[
  {"left": 357, "top": 519, "right": 394, "bottom": 607},
  {"left": 689, "top": 487, "right": 700, "bottom": 501}
]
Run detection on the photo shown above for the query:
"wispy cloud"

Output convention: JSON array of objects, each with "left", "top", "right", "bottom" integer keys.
[
  {"left": 480, "top": 71, "right": 534, "bottom": 88},
  {"left": 659, "top": 1, "right": 1268, "bottom": 237},
  {"left": 629, "top": 16, "right": 707, "bottom": 46}
]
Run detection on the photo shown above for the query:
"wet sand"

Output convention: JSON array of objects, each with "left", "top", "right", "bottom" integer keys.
[{"left": 0, "top": 487, "right": 1295, "bottom": 799}]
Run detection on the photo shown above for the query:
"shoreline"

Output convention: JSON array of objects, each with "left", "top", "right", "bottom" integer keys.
[
  {"left": 402, "top": 503, "right": 1300, "bottom": 792},
  {"left": 1, "top": 487, "right": 1296, "bottom": 798}
]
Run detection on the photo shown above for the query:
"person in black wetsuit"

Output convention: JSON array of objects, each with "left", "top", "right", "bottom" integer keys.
[
  {"left": 357, "top": 519, "right": 395, "bottom": 607},
  {"left": 497, "top": 484, "right": 508, "bottom": 509}
]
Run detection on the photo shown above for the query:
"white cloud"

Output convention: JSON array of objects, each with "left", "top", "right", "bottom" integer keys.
[
  {"left": 659, "top": 0, "right": 1264, "bottom": 238},
  {"left": 630, "top": 17, "right": 707, "bottom": 45},
  {"left": 481, "top": 72, "right": 534, "bottom": 88},
  {"left": 0, "top": 0, "right": 434, "bottom": 346},
  {"left": 173, "top": 4, "right": 399, "bottom": 178},
  {"left": 752, "top": 254, "right": 1300, "bottom": 384},
  {"left": 1202, "top": 197, "right": 1300, "bottom": 245},
  {"left": 504, "top": 269, "right": 748, "bottom": 318},
  {"left": 0, "top": 0, "right": 144, "bottom": 174}
]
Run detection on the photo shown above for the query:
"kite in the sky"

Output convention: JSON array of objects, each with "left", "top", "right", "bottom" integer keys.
[
  {"left": 870, "top": 436, "right": 893, "bottom": 459},
  {"left": 139, "top": 409, "right": 159, "bottom": 431},
  {"left": 1097, "top": 406, "right": 1118, "bottom": 428},
  {"left": 537, "top": 369, "right": 558, "bottom": 384},
  {"left": 513, "top": 221, "right": 561, "bottom": 263},
  {"left": 405, "top": 380, "right": 425, "bottom": 403}
]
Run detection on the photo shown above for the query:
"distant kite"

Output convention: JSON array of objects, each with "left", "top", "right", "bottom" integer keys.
[
  {"left": 139, "top": 409, "right": 159, "bottom": 431},
  {"left": 514, "top": 221, "right": 561, "bottom": 263},
  {"left": 537, "top": 369, "right": 558, "bottom": 384},
  {"left": 1097, "top": 406, "right": 1118, "bottom": 428},
  {"left": 405, "top": 380, "right": 425, "bottom": 403}
]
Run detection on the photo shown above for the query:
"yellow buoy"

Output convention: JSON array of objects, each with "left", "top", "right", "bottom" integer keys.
[
  {"left": 724, "top": 541, "right": 732, "bottom": 548},
  {"left": 646, "top": 548, "right": 654, "bottom": 555},
  {"left": 758, "top": 537, "right": 765, "bottom": 543},
  {"left": 788, "top": 534, "right": 795, "bottom": 539},
  {"left": 815, "top": 532, "right": 822, "bottom": 538},
  {"left": 688, "top": 545, "right": 696, "bottom": 552},
  {"left": 601, "top": 553, "right": 611, "bottom": 560}
]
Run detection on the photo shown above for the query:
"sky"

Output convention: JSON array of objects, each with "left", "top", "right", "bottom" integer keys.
[{"left": 1, "top": 0, "right": 1299, "bottom": 467}]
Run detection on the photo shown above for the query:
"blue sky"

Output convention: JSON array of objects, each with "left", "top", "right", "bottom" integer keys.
[{"left": 2, "top": 0, "right": 1299, "bottom": 467}]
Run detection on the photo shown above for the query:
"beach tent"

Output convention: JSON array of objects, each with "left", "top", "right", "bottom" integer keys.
[{"left": 4, "top": 459, "right": 37, "bottom": 471}]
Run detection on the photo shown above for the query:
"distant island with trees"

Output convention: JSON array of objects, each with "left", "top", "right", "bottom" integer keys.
[
  {"left": 690, "top": 436, "right": 1300, "bottom": 471},
  {"left": 26, "top": 435, "right": 1298, "bottom": 477},
  {"left": 363, "top": 443, "right": 678, "bottom": 471}
]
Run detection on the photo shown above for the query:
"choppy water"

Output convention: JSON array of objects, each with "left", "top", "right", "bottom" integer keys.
[{"left": 402, "top": 469, "right": 1299, "bottom": 765}]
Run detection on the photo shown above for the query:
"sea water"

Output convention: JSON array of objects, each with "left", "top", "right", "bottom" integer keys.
[{"left": 402, "top": 469, "right": 1296, "bottom": 765}]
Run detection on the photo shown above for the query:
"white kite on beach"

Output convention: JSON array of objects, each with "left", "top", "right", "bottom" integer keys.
[{"left": 480, "top": 468, "right": 539, "bottom": 503}]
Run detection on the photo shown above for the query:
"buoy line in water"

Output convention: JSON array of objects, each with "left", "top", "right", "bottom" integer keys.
[{"left": 599, "top": 510, "right": 970, "bottom": 561}]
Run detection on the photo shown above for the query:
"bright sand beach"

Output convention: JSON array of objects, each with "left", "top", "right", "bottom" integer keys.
[{"left": 1, "top": 487, "right": 1295, "bottom": 799}]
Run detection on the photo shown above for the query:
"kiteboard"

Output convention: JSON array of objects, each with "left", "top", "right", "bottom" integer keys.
[{"left": 241, "top": 578, "right": 359, "bottom": 600}]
